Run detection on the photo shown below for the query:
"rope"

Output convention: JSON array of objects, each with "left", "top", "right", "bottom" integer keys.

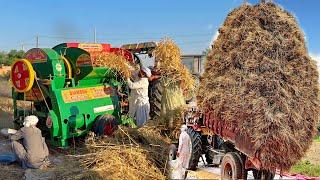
[
  {"left": 34, "top": 73, "right": 50, "bottom": 111},
  {"left": 30, "top": 88, "right": 41, "bottom": 114},
  {"left": 23, "top": 91, "right": 26, "bottom": 118}
]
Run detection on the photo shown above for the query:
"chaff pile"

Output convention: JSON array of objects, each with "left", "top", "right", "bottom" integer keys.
[
  {"left": 78, "top": 125, "right": 171, "bottom": 180},
  {"left": 154, "top": 38, "right": 195, "bottom": 91},
  {"left": 93, "top": 52, "right": 134, "bottom": 79},
  {"left": 198, "top": 2, "right": 319, "bottom": 171}
]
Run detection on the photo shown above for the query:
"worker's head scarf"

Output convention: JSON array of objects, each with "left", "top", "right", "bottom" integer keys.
[
  {"left": 141, "top": 67, "right": 152, "bottom": 78},
  {"left": 180, "top": 125, "right": 188, "bottom": 132},
  {"left": 23, "top": 115, "right": 39, "bottom": 128}
]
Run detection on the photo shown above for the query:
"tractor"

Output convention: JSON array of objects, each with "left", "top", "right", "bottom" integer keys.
[
  {"left": 10, "top": 42, "right": 156, "bottom": 147},
  {"left": 171, "top": 104, "right": 276, "bottom": 179}
]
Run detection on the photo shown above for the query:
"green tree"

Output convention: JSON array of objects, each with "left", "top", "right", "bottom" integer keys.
[
  {"left": 0, "top": 51, "right": 7, "bottom": 65},
  {"left": 0, "top": 50, "right": 25, "bottom": 66},
  {"left": 7, "top": 50, "right": 25, "bottom": 65}
]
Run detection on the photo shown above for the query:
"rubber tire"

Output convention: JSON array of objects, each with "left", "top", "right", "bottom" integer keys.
[
  {"left": 202, "top": 135, "right": 213, "bottom": 165},
  {"left": 169, "top": 144, "right": 177, "bottom": 161},
  {"left": 149, "top": 78, "right": 163, "bottom": 119},
  {"left": 221, "top": 152, "right": 243, "bottom": 180},
  {"left": 93, "top": 114, "right": 118, "bottom": 136},
  {"left": 186, "top": 128, "right": 202, "bottom": 170},
  {"left": 253, "top": 169, "right": 275, "bottom": 180},
  {"left": 205, "top": 152, "right": 213, "bottom": 165}
]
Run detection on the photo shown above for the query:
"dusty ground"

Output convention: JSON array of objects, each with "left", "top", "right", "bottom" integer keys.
[
  {"left": 187, "top": 168, "right": 220, "bottom": 179},
  {"left": 0, "top": 88, "right": 31, "bottom": 129},
  {"left": 0, "top": 96, "right": 14, "bottom": 129},
  {"left": 0, "top": 66, "right": 10, "bottom": 74}
]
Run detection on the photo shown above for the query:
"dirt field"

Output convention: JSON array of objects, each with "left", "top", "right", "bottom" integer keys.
[
  {"left": 0, "top": 96, "right": 14, "bottom": 129},
  {"left": 0, "top": 66, "right": 10, "bottom": 76},
  {"left": 0, "top": 77, "right": 29, "bottom": 129}
]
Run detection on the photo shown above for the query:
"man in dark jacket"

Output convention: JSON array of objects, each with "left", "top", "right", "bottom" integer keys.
[{"left": 10, "top": 115, "right": 49, "bottom": 169}]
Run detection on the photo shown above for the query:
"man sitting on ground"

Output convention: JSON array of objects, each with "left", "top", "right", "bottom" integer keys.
[{"left": 10, "top": 115, "right": 49, "bottom": 169}]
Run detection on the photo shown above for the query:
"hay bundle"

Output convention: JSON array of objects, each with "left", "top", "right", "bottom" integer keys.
[
  {"left": 154, "top": 38, "right": 195, "bottom": 91},
  {"left": 79, "top": 125, "right": 171, "bottom": 180},
  {"left": 93, "top": 52, "right": 133, "bottom": 79},
  {"left": 198, "top": 2, "right": 319, "bottom": 171}
]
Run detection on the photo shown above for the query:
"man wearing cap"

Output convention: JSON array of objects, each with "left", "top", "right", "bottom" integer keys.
[
  {"left": 177, "top": 124, "right": 192, "bottom": 179},
  {"left": 10, "top": 115, "right": 49, "bottom": 169},
  {"left": 127, "top": 67, "right": 151, "bottom": 127}
]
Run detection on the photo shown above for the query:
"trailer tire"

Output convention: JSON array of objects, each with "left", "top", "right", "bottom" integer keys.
[
  {"left": 253, "top": 169, "right": 275, "bottom": 180},
  {"left": 221, "top": 152, "right": 243, "bottom": 180},
  {"left": 186, "top": 128, "right": 202, "bottom": 170},
  {"left": 93, "top": 114, "right": 118, "bottom": 136},
  {"left": 149, "top": 79, "right": 163, "bottom": 119}
]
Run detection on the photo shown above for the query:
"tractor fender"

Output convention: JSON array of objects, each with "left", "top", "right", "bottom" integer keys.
[{"left": 191, "top": 124, "right": 202, "bottom": 132}]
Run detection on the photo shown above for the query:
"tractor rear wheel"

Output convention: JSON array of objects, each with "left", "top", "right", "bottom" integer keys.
[
  {"left": 93, "top": 114, "right": 118, "bottom": 136},
  {"left": 149, "top": 79, "right": 163, "bottom": 119},
  {"left": 186, "top": 128, "right": 202, "bottom": 170},
  {"left": 221, "top": 152, "right": 243, "bottom": 180}
]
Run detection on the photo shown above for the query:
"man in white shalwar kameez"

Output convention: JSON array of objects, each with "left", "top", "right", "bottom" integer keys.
[
  {"left": 177, "top": 124, "right": 192, "bottom": 179},
  {"left": 127, "top": 67, "right": 151, "bottom": 127}
]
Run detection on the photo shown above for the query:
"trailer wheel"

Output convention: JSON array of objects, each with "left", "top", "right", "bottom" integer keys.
[
  {"left": 149, "top": 78, "right": 163, "bottom": 119},
  {"left": 221, "top": 152, "right": 243, "bottom": 180},
  {"left": 186, "top": 128, "right": 202, "bottom": 170},
  {"left": 253, "top": 169, "right": 275, "bottom": 180},
  {"left": 93, "top": 114, "right": 118, "bottom": 136}
]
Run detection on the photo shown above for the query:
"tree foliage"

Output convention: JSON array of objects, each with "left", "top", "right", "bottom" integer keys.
[{"left": 0, "top": 50, "right": 25, "bottom": 66}]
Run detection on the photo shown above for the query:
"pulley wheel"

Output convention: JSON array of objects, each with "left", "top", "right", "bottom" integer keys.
[{"left": 10, "top": 59, "right": 35, "bottom": 92}]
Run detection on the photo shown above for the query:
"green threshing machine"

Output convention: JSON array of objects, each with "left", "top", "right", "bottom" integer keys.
[{"left": 10, "top": 42, "right": 156, "bottom": 147}]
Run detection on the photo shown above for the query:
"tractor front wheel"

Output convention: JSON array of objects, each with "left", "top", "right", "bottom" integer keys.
[{"left": 93, "top": 114, "right": 118, "bottom": 136}]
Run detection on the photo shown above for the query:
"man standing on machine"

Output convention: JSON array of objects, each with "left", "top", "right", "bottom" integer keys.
[{"left": 127, "top": 67, "right": 152, "bottom": 127}]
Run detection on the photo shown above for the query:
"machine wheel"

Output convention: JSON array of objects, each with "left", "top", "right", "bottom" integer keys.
[
  {"left": 149, "top": 78, "right": 163, "bottom": 119},
  {"left": 186, "top": 128, "right": 202, "bottom": 170},
  {"left": 253, "top": 169, "right": 275, "bottom": 180},
  {"left": 221, "top": 152, "right": 243, "bottom": 180},
  {"left": 169, "top": 144, "right": 177, "bottom": 161},
  {"left": 93, "top": 114, "right": 118, "bottom": 136}
]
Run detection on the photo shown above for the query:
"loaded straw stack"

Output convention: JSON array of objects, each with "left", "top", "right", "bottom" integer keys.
[
  {"left": 198, "top": 2, "right": 319, "bottom": 171},
  {"left": 93, "top": 52, "right": 133, "bottom": 79},
  {"left": 153, "top": 39, "right": 194, "bottom": 128},
  {"left": 154, "top": 38, "right": 195, "bottom": 92}
]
